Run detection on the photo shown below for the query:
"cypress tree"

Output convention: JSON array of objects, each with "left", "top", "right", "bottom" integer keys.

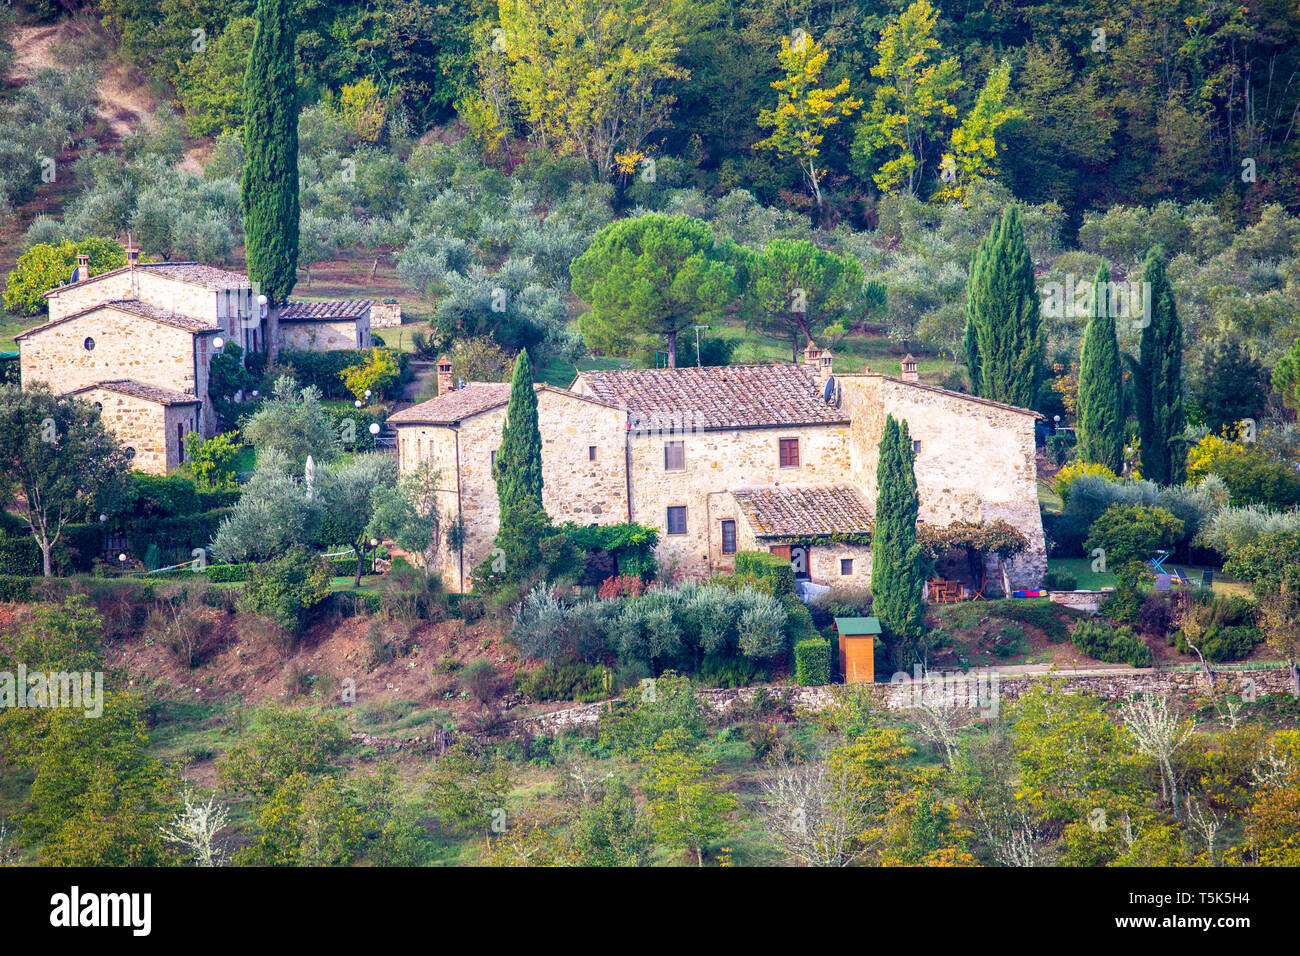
[
  {"left": 1076, "top": 262, "right": 1124, "bottom": 472},
  {"left": 494, "top": 349, "right": 543, "bottom": 518},
  {"left": 871, "top": 415, "right": 926, "bottom": 668},
  {"left": 964, "top": 205, "right": 1043, "bottom": 407},
  {"left": 1135, "top": 247, "right": 1185, "bottom": 485},
  {"left": 242, "top": 0, "right": 299, "bottom": 304}
]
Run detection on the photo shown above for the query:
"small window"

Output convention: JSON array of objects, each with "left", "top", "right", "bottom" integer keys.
[
  {"left": 721, "top": 519, "right": 737, "bottom": 555},
  {"left": 124, "top": 447, "right": 136, "bottom": 460},
  {"left": 490, "top": 450, "right": 497, "bottom": 469},
  {"left": 664, "top": 441, "right": 685, "bottom": 470},
  {"left": 666, "top": 506, "right": 687, "bottom": 535},
  {"left": 779, "top": 438, "right": 800, "bottom": 468},
  {"left": 840, "top": 558, "right": 854, "bottom": 576},
  {"left": 83, "top": 337, "right": 95, "bottom": 351},
  {"left": 912, "top": 439, "right": 921, "bottom": 453},
  {"left": 588, "top": 445, "right": 597, "bottom": 461}
]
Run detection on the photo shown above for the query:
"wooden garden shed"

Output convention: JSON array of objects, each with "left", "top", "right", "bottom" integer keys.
[{"left": 834, "top": 616, "right": 880, "bottom": 684}]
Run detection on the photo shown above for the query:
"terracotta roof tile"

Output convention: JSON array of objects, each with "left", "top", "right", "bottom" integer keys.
[
  {"left": 139, "top": 263, "right": 250, "bottom": 290},
  {"left": 280, "top": 299, "right": 372, "bottom": 321},
  {"left": 578, "top": 364, "right": 846, "bottom": 431},
  {"left": 733, "top": 485, "right": 873, "bottom": 538},
  {"left": 388, "top": 383, "right": 513, "bottom": 425},
  {"left": 71, "top": 379, "right": 202, "bottom": 406}
]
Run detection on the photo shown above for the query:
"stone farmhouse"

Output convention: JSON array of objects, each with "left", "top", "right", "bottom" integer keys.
[
  {"left": 16, "top": 250, "right": 378, "bottom": 474},
  {"left": 389, "top": 344, "right": 1048, "bottom": 596}
]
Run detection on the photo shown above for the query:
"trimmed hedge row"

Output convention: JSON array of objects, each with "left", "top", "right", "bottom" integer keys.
[{"left": 794, "top": 638, "right": 832, "bottom": 686}]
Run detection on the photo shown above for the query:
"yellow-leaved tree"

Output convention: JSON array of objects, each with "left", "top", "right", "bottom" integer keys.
[
  {"left": 754, "top": 31, "right": 862, "bottom": 213},
  {"left": 851, "top": 0, "right": 960, "bottom": 197},
  {"left": 493, "top": 0, "right": 690, "bottom": 181},
  {"left": 934, "top": 60, "right": 1022, "bottom": 204}
]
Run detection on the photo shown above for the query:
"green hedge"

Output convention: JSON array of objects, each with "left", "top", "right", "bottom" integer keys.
[
  {"left": 794, "top": 638, "right": 832, "bottom": 686},
  {"left": 735, "top": 550, "right": 796, "bottom": 597},
  {"left": 203, "top": 563, "right": 249, "bottom": 583},
  {"left": 198, "top": 489, "right": 242, "bottom": 510},
  {"left": 129, "top": 472, "right": 200, "bottom": 518},
  {"left": 1071, "top": 619, "right": 1153, "bottom": 667},
  {"left": 0, "top": 575, "right": 34, "bottom": 602}
]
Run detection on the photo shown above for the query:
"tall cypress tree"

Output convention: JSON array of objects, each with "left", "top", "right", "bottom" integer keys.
[
  {"left": 1135, "top": 247, "right": 1185, "bottom": 485},
  {"left": 964, "top": 205, "right": 1043, "bottom": 408},
  {"left": 871, "top": 415, "right": 926, "bottom": 668},
  {"left": 242, "top": 0, "right": 299, "bottom": 305},
  {"left": 1076, "top": 262, "right": 1124, "bottom": 472},
  {"left": 494, "top": 349, "right": 543, "bottom": 518}
]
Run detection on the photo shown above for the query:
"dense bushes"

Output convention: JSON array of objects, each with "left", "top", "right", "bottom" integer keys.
[
  {"left": 1171, "top": 591, "right": 1262, "bottom": 662},
  {"left": 236, "top": 548, "right": 332, "bottom": 636},
  {"left": 794, "top": 638, "right": 832, "bottom": 686},
  {"left": 279, "top": 349, "right": 410, "bottom": 401},
  {"left": 1042, "top": 568, "right": 1078, "bottom": 591},
  {"left": 513, "top": 662, "right": 614, "bottom": 703},
  {"left": 508, "top": 580, "right": 790, "bottom": 682},
  {"left": 561, "top": 522, "right": 659, "bottom": 582},
  {"left": 733, "top": 551, "right": 796, "bottom": 597},
  {"left": 1070, "top": 619, "right": 1153, "bottom": 667}
]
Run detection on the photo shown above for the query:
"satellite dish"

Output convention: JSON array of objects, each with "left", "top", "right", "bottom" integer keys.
[{"left": 822, "top": 376, "right": 837, "bottom": 405}]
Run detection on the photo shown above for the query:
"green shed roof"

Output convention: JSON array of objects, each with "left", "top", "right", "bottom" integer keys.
[{"left": 834, "top": 616, "right": 881, "bottom": 636}]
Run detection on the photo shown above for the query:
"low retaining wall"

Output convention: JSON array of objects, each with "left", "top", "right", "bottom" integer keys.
[
  {"left": 513, "top": 667, "right": 1294, "bottom": 734},
  {"left": 370, "top": 302, "right": 402, "bottom": 328},
  {"left": 1049, "top": 589, "right": 1113, "bottom": 613}
]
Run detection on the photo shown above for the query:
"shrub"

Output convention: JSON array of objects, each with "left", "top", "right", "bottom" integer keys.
[
  {"left": 734, "top": 551, "right": 796, "bottom": 597},
  {"left": 794, "top": 638, "right": 832, "bottom": 685},
  {"left": 1085, "top": 504, "right": 1185, "bottom": 567},
  {"left": 0, "top": 575, "right": 33, "bottom": 602},
  {"left": 1137, "top": 595, "right": 1174, "bottom": 638},
  {"left": 129, "top": 472, "right": 201, "bottom": 518},
  {"left": 1052, "top": 460, "right": 1118, "bottom": 505},
  {"left": 597, "top": 574, "right": 646, "bottom": 599},
  {"left": 236, "top": 548, "right": 332, "bottom": 635},
  {"left": 1043, "top": 568, "right": 1079, "bottom": 591},
  {"left": 1070, "top": 619, "right": 1152, "bottom": 667},
  {"left": 513, "top": 663, "right": 615, "bottom": 702},
  {"left": 462, "top": 659, "right": 499, "bottom": 705},
  {"left": 204, "top": 563, "right": 249, "bottom": 583}
]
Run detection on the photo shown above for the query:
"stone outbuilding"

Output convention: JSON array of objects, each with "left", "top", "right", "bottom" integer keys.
[{"left": 17, "top": 254, "right": 379, "bottom": 474}]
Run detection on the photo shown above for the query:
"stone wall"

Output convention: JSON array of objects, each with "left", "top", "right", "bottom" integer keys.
[
  {"left": 20, "top": 308, "right": 201, "bottom": 399},
  {"left": 370, "top": 302, "right": 402, "bottom": 328},
  {"left": 514, "top": 668, "right": 1294, "bottom": 734},
  {"left": 395, "top": 387, "right": 629, "bottom": 592},
  {"left": 624, "top": 423, "right": 852, "bottom": 578},
  {"left": 279, "top": 319, "right": 368, "bottom": 351},
  {"left": 838, "top": 373, "right": 1046, "bottom": 590},
  {"left": 1049, "top": 589, "right": 1113, "bottom": 613}
]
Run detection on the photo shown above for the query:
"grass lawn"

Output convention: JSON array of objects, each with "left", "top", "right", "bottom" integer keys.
[
  {"left": 1046, "top": 556, "right": 1249, "bottom": 597},
  {"left": 0, "top": 310, "right": 36, "bottom": 350}
]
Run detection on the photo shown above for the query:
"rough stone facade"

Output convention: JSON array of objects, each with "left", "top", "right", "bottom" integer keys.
[
  {"left": 278, "top": 317, "right": 370, "bottom": 351},
  {"left": 369, "top": 302, "right": 403, "bottom": 328},
  {"left": 393, "top": 385, "right": 629, "bottom": 591},
  {"left": 393, "top": 350, "right": 1048, "bottom": 595},
  {"left": 69, "top": 385, "right": 200, "bottom": 473}
]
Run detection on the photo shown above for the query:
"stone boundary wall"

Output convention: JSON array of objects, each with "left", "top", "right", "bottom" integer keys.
[
  {"left": 370, "top": 302, "right": 402, "bottom": 328},
  {"left": 513, "top": 668, "right": 1295, "bottom": 734},
  {"left": 1049, "top": 589, "right": 1113, "bottom": 613}
]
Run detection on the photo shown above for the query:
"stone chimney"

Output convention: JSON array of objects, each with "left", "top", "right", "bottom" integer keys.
[
  {"left": 75, "top": 254, "right": 90, "bottom": 282},
  {"left": 802, "top": 341, "right": 834, "bottom": 387},
  {"left": 900, "top": 354, "right": 919, "bottom": 382},
  {"left": 436, "top": 356, "right": 454, "bottom": 395}
]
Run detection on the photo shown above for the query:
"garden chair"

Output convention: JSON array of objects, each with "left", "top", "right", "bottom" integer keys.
[{"left": 1154, "top": 573, "right": 1172, "bottom": 592}]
